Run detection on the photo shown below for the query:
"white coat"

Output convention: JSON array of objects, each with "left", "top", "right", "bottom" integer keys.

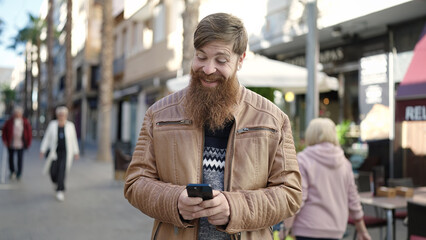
[{"left": 41, "top": 120, "right": 80, "bottom": 175}]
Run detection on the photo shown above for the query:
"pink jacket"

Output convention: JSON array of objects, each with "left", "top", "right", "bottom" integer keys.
[{"left": 291, "top": 142, "right": 364, "bottom": 239}]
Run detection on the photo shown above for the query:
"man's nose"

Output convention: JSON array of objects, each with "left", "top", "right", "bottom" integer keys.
[{"left": 202, "top": 61, "right": 216, "bottom": 75}]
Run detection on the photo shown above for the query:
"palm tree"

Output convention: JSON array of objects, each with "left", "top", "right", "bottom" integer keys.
[
  {"left": 9, "top": 27, "right": 31, "bottom": 117},
  {"left": 1, "top": 85, "right": 16, "bottom": 115},
  {"left": 182, "top": 0, "right": 200, "bottom": 75},
  {"left": 97, "top": 0, "right": 113, "bottom": 162},
  {"left": 46, "top": 0, "right": 54, "bottom": 126},
  {"left": 65, "top": 0, "right": 73, "bottom": 115},
  {"left": 9, "top": 14, "right": 45, "bottom": 136}
]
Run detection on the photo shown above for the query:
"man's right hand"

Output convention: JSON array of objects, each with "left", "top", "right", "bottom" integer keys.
[{"left": 178, "top": 189, "right": 204, "bottom": 221}]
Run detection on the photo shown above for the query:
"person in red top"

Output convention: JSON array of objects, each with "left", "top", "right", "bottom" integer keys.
[{"left": 2, "top": 106, "right": 32, "bottom": 180}]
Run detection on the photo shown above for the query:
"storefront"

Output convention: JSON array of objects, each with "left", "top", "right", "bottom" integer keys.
[{"left": 395, "top": 26, "right": 426, "bottom": 186}]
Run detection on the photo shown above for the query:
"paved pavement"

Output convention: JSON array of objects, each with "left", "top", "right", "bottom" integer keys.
[
  {"left": 0, "top": 140, "right": 153, "bottom": 240},
  {"left": 0, "top": 140, "right": 409, "bottom": 240}
]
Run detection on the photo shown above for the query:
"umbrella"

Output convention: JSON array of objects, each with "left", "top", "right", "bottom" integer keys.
[{"left": 167, "top": 53, "right": 338, "bottom": 94}]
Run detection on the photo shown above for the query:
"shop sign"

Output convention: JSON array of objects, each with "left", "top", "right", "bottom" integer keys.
[
  {"left": 405, "top": 105, "right": 426, "bottom": 121},
  {"left": 395, "top": 99, "right": 426, "bottom": 122},
  {"left": 359, "top": 53, "right": 389, "bottom": 119}
]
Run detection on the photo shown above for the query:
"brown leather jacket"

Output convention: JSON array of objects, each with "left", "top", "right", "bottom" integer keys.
[{"left": 124, "top": 86, "right": 302, "bottom": 240}]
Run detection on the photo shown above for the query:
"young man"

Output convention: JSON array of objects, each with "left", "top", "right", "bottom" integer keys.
[
  {"left": 124, "top": 13, "right": 302, "bottom": 240},
  {"left": 2, "top": 106, "right": 32, "bottom": 181}
]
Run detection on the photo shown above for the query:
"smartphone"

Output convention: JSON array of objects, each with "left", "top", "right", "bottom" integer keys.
[{"left": 186, "top": 184, "right": 213, "bottom": 200}]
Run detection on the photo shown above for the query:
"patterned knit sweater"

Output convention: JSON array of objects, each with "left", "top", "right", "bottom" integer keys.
[{"left": 198, "top": 121, "right": 234, "bottom": 240}]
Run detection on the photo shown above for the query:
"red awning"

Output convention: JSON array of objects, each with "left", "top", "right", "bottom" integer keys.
[{"left": 396, "top": 25, "right": 426, "bottom": 100}]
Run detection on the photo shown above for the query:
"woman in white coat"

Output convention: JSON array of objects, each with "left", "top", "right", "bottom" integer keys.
[{"left": 40, "top": 106, "right": 79, "bottom": 201}]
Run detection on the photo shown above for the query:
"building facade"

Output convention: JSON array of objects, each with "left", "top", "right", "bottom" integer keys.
[{"left": 250, "top": 0, "right": 426, "bottom": 182}]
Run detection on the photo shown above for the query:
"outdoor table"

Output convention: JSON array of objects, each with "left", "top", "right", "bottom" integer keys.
[{"left": 359, "top": 187, "right": 426, "bottom": 240}]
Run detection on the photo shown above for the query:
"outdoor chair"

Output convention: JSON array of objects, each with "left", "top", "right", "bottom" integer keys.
[
  {"left": 351, "top": 171, "right": 387, "bottom": 240},
  {"left": 407, "top": 200, "right": 426, "bottom": 240},
  {"left": 388, "top": 178, "right": 414, "bottom": 223},
  {"left": 356, "top": 171, "right": 373, "bottom": 193}
]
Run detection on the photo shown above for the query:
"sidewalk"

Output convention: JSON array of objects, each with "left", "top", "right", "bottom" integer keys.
[
  {"left": 1, "top": 140, "right": 409, "bottom": 240},
  {"left": 0, "top": 140, "right": 153, "bottom": 240},
  {"left": 343, "top": 205, "right": 408, "bottom": 240}
]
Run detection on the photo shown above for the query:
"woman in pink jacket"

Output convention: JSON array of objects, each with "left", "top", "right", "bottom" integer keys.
[{"left": 289, "top": 118, "right": 371, "bottom": 240}]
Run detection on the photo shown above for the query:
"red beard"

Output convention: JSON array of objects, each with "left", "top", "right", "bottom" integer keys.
[{"left": 185, "top": 69, "right": 239, "bottom": 131}]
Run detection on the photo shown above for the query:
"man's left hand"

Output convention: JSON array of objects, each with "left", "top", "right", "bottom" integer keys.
[{"left": 194, "top": 190, "right": 230, "bottom": 226}]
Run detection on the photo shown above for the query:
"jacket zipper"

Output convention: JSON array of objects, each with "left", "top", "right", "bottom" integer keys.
[
  {"left": 232, "top": 232, "right": 241, "bottom": 240},
  {"left": 227, "top": 124, "right": 240, "bottom": 240},
  {"left": 152, "top": 222, "right": 162, "bottom": 240},
  {"left": 229, "top": 126, "right": 276, "bottom": 240},
  {"left": 195, "top": 129, "right": 205, "bottom": 238},
  {"left": 156, "top": 119, "right": 192, "bottom": 126},
  {"left": 236, "top": 127, "right": 277, "bottom": 134}
]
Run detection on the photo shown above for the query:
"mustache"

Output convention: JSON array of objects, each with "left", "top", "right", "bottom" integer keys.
[{"left": 191, "top": 70, "right": 226, "bottom": 83}]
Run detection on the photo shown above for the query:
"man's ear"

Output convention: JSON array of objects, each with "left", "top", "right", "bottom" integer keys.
[{"left": 238, "top": 52, "right": 246, "bottom": 70}]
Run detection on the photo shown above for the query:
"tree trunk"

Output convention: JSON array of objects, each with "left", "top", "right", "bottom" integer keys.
[
  {"left": 46, "top": 0, "right": 54, "bottom": 127},
  {"left": 29, "top": 47, "right": 34, "bottom": 121},
  {"left": 181, "top": 0, "right": 200, "bottom": 75},
  {"left": 35, "top": 38, "right": 42, "bottom": 138},
  {"left": 97, "top": 0, "right": 113, "bottom": 162},
  {"left": 65, "top": 0, "right": 73, "bottom": 116},
  {"left": 23, "top": 46, "right": 30, "bottom": 117}
]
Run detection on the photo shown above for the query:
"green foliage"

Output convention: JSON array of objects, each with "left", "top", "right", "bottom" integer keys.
[
  {"left": 1, "top": 85, "right": 15, "bottom": 102},
  {"left": 1, "top": 85, "right": 16, "bottom": 115},
  {"left": 8, "top": 13, "right": 46, "bottom": 54},
  {"left": 247, "top": 87, "right": 278, "bottom": 103},
  {"left": 336, "top": 120, "right": 351, "bottom": 146}
]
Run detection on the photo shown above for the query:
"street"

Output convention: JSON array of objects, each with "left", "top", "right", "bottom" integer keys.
[
  {"left": 0, "top": 140, "right": 153, "bottom": 240},
  {"left": 0, "top": 140, "right": 409, "bottom": 240}
]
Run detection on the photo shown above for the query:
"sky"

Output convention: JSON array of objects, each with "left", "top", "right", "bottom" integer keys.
[{"left": 0, "top": 0, "right": 44, "bottom": 69}]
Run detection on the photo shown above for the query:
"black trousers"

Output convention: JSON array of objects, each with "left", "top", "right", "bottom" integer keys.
[
  {"left": 50, "top": 150, "right": 66, "bottom": 191},
  {"left": 8, "top": 148, "right": 24, "bottom": 177}
]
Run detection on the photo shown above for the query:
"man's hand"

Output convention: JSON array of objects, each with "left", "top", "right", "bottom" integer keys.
[
  {"left": 39, "top": 152, "right": 44, "bottom": 159},
  {"left": 198, "top": 190, "right": 230, "bottom": 226},
  {"left": 178, "top": 189, "right": 230, "bottom": 226},
  {"left": 178, "top": 189, "right": 204, "bottom": 221}
]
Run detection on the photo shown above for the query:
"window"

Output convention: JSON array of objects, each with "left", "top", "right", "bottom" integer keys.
[
  {"left": 143, "top": 19, "right": 153, "bottom": 49},
  {"left": 91, "top": 65, "right": 100, "bottom": 90},
  {"left": 153, "top": 3, "right": 165, "bottom": 43},
  {"left": 59, "top": 75, "right": 65, "bottom": 91},
  {"left": 132, "top": 21, "right": 138, "bottom": 49},
  {"left": 131, "top": 21, "right": 143, "bottom": 54},
  {"left": 76, "top": 66, "right": 83, "bottom": 91},
  {"left": 122, "top": 28, "right": 127, "bottom": 57},
  {"left": 114, "top": 35, "right": 119, "bottom": 58}
]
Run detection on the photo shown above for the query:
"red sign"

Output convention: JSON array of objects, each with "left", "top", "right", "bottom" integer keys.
[{"left": 395, "top": 99, "right": 426, "bottom": 122}]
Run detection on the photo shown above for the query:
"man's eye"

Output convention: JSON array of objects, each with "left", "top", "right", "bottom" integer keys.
[
  {"left": 217, "top": 59, "right": 227, "bottom": 64},
  {"left": 196, "top": 55, "right": 206, "bottom": 60}
]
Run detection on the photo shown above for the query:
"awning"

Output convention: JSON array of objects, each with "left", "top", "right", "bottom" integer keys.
[
  {"left": 396, "top": 25, "right": 426, "bottom": 100},
  {"left": 167, "top": 53, "right": 338, "bottom": 94}
]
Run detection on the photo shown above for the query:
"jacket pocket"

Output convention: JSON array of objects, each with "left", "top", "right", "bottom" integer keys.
[
  {"left": 153, "top": 119, "right": 199, "bottom": 184},
  {"left": 236, "top": 127, "right": 277, "bottom": 134},
  {"left": 156, "top": 119, "right": 192, "bottom": 126},
  {"left": 233, "top": 126, "right": 279, "bottom": 189}
]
